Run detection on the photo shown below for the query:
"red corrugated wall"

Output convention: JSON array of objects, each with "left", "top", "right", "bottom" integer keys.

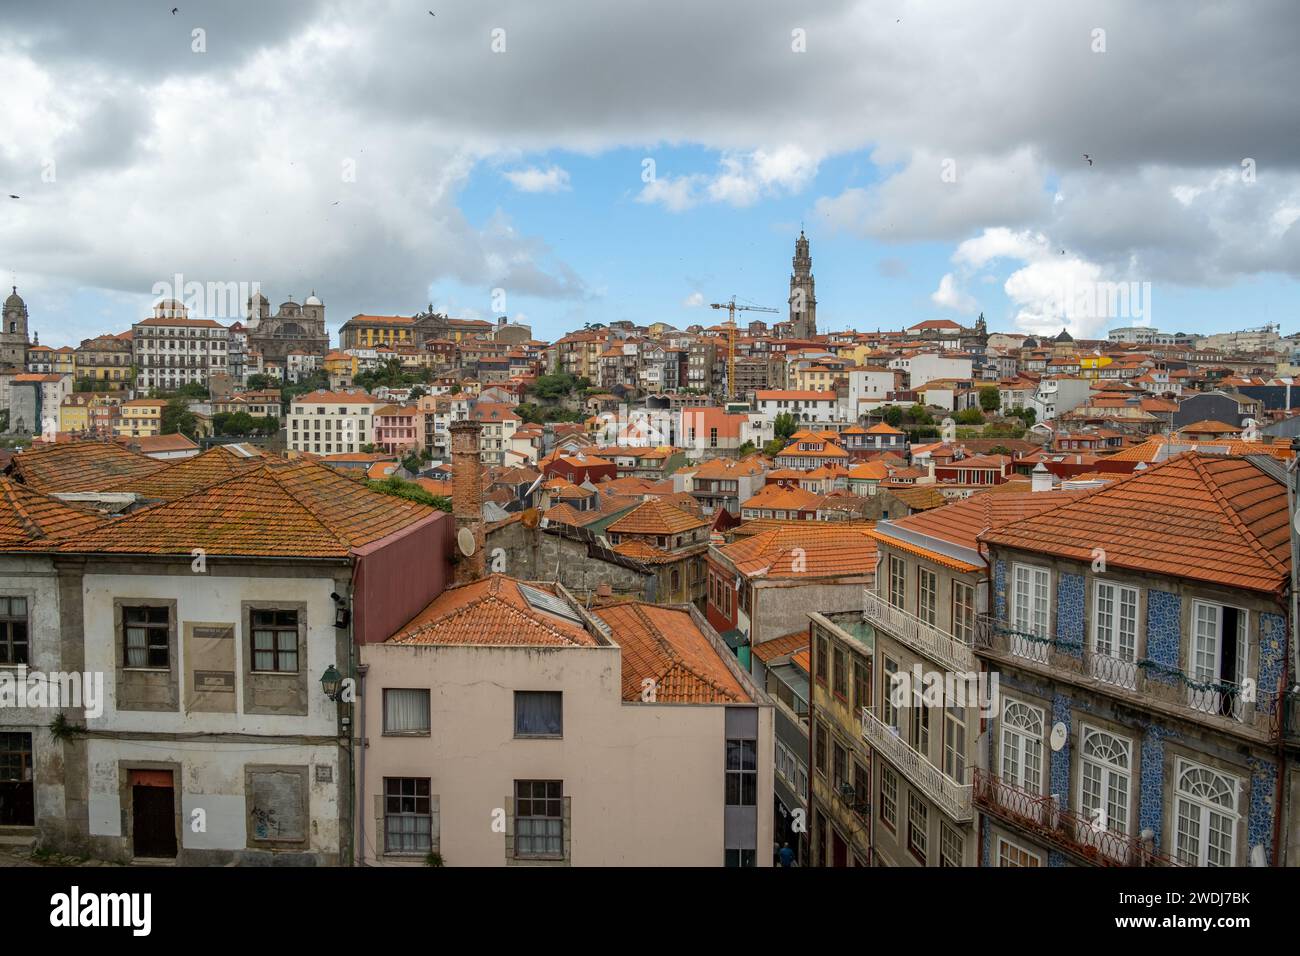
[{"left": 352, "top": 511, "right": 454, "bottom": 644}]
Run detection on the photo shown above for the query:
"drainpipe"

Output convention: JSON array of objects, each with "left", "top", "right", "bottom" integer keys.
[{"left": 355, "top": 660, "right": 368, "bottom": 867}]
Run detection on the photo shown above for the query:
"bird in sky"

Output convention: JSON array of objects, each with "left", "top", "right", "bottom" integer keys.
[
  {"left": 331, "top": 201, "right": 340, "bottom": 206},
  {"left": 7, "top": 195, "right": 18, "bottom": 200},
  {"left": 171, "top": 7, "right": 178, "bottom": 13},
  {"left": 1084, "top": 154, "right": 1093, "bottom": 166}
]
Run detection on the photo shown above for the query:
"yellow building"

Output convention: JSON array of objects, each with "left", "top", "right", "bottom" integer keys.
[
  {"left": 338, "top": 315, "right": 415, "bottom": 350},
  {"left": 116, "top": 398, "right": 167, "bottom": 438},
  {"left": 74, "top": 333, "right": 134, "bottom": 389},
  {"left": 1078, "top": 354, "right": 1112, "bottom": 379}
]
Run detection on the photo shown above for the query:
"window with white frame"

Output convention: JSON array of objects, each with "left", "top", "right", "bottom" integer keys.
[
  {"left": 939, "top": 821, "right": 964, "bottom": 867},
  {"left": 383, "top": 777, "right": 432, "bottom": 854},
  {"left": 952, "top": 581, "right": 975, "bottom": 645},
  {"left": 1092, "top": 582, "right": 1139, "bottom": 687},
  {"left": 1189, "top": 601, "right": 1248, "bottom": 719},
  {"left": 1174, "top": 759, "right": 1240, "bottom": 867},
  {"left": 996, "top": 837, "right": 1041, "bottom": 867},
  {"left": 1078, "top": 726, "right": 1132, "bottom": 836},
  {"left": 889, "top": 555, "right": 906, "bottom": 609},
  {"left": 943, "top": 707, "right": 966, "bottom": 782},
  {"left": 917, "top": 567, "right": 938, "bottom": 626},
  {"left": 909, "top": 685, "right": 930, "bottom": 757},
  {"left": 882, "top": 657, "right": 900, "bottom": 729},
  {"left": 907, "top": 792, "right": 928, "bottom": 863},
  {"left": 1000, "top": 698, "right": 1045, "bottom": 793},
  {"left": 880, "top": 765, "right": 898, "bottom": 832},
  {"left": 1011, "top": 564, "right": 1050, "bottom": 637}
]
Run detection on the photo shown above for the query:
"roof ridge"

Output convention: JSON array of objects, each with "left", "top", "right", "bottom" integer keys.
[
  {"left": 1190, "top": 454, "right": 1290, "bottom": 578},
  {"left": 0, "top": 479, "right": 41, "bottom": 539}
]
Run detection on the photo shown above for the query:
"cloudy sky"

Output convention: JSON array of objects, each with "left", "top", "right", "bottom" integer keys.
[{"left": 1, "top": 0, "right": 1297, "bottom": 347}]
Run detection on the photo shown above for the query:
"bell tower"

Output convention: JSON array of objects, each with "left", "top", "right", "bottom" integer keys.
[{"left": 788, "top": 231, "right": 817, "bottom": 339}]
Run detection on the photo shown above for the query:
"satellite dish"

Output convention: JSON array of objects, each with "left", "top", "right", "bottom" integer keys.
[
  {"left": 1049, "top": 722, "right": 1067, "bottom": 752},
  {"left": 520, "top": 508, "right": 540, "bottom": 529},
  {"left": 457, "top": 527, "right": 477, "bottom": 557}
]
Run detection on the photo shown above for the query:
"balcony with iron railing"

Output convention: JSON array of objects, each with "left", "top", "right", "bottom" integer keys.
[
  {"left": 863, "top": 589, "right": 976, "bottom": 673},
  {"left": 973, "top": 768, "right": 1183, "bottom": 867},
  {"left": 861, "top": 707, "right": 973, "bottom": 822},
  {"left": 975, "top": 614, "right": 1277, "bottom": 742}
]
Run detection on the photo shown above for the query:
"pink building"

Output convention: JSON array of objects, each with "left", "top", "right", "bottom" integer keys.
[{"left": 374, "top": 404, "right": 421, "bottom": 454}]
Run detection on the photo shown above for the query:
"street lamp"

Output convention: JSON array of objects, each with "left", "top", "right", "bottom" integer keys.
[{"left": 320, "top": 664, "right": 343, "bottom": 701}]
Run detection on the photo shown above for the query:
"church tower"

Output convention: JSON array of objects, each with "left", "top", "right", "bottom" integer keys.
[
  {"left": 1, "top": 286, "right": 31, "bottom": 369},
  {"left": 788, "top": 231, "right": 817, "bottom": 339}
]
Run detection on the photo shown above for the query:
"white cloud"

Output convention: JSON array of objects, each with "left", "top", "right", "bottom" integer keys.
[
  {"left": 682, "top": 291, "right": 705, "bottom": 307},
  {"left": 503, "top": 165, "right": 571, "bottom": 193},
  {"left": 639, "top": 146, "right": 820, "bottom": 212},
  {"left": 930, "top": 273, "right": 977, "bottom": 314},
  {"left": 636, "top": 174, "right": 706, "bottom": 213}
]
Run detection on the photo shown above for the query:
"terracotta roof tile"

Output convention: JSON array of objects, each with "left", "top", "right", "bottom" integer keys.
[
  {"left": 388, "top": 575, "right": 601, "bottom": 647},
  {"left": 8, "top": 441, "right": 166, "bottom": 494},
  {"left": 752, "top": 630, "right": 810, "bottom": 664},
  {"left": 719, "top": 524, "right": 877, "bottom": 579},
  {"left": 982, "top": 453, "right": 1290, "bottom": 593},
  {"left": 58, "top": 460, "right": 439, "bottom": 558},
  {"left": 606, "top": 497, "right": 707, "bottom": 535},
  {"left": 594, "top": 602, "right": 750, "bottom": 703},
  {"left": 0, "top": 477, "right": 107, "bottom": 549},
  {"left": 103, "top": 445, "right": 266, "bottom": 500}
]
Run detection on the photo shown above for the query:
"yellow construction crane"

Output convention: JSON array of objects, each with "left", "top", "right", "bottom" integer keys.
[{"left": 710, "top": 298, "right": 779, "bottom": 400}]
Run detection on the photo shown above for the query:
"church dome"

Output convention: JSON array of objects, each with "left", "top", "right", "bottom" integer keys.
[
  {"left": 1054, "top": 327, "right": 1074, "bottom": 343},
  {"left": 305, "top": 290, "right": 322, "bottom": 306},
  {"left": 1022, "top": 337, "right": 1039, "bottom": 349},
  {"left": 4, "top": 286, "right": 24, "bottom": 310}
]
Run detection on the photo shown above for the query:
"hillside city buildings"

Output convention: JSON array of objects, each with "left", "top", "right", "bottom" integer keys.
[{"left": 4, "top": 231, "right": 1300, "bottom": 868}]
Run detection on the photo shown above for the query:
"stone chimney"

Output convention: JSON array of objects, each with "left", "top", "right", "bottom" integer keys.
[{"left": 450, "top": 419, "right": 486, "bottom": 584}]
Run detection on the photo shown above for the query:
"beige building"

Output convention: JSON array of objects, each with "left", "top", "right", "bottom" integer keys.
[
  {"left": 287, "top": 389, "right": 377, "bottom": 455},
  {"left": 116, "top": 398, "right": 167, "bottom": 438},
  {"left": 132, "top": 300, "right": 230, "bottom": 391},
  {"left": 359, "top": 574, "right": 773, "bottom": 866}
]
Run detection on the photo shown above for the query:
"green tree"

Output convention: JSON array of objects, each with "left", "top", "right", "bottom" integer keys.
[
  {"left": 763, "top": 438, "right": 786, "bottom": 458},
  {"left": 978, "top": 386, "right": 1002, "bottom": 413},
  {"left": 956, "top": 407, "right": 984, "bottom": 426},
  {"left": 883, "top": 405, "right": 904, "bottom": 427},
  {"left": 401, "top": 452, "right": 423, "bottom": 474},
  {"left": 161, "top": 398, "right": 197, "bottom": 438},
  {"left": 773, "top": 411, "right": 798, "bottom": 442},
  {"left": 245, "top": 374, "right": 276, "bottom": 391},
  {"left": 737, "top": 440, "right": 756, "bottom": 457}
]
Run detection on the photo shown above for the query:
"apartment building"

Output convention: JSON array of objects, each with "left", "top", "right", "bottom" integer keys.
[
  {"left": 673, "top": 456, "right": 767, "bottom": 515},
  {"left": 115, "top": 398, "right": 167, "bottom": 438},
  {"left": 827, "top": 491, "right": 1084, "bottom": 867},
  {"left": 360, "top": 573, "right": 772, "bottom": 866},
  {"left": 0, "top": 448, "right": 452, "bottom": 864},
  {"left": 976, "top": 453, "right": 1291, "bottom": 867},
  {"left": 755, "top": 389, "right": 842, "bottom": 425},
  {"left": 74, "top": 334, "right": 133, "bottom": 390},
  {"left": 751, "top": 632, "right": 812, "bottom": 864},
  {"left": 604, "top": 498, "right": 710, "bottom": 606},
  {"left": 706, "top": 524, "right": 877, "bottom": 662},
  {"left": 287, "top": 389, "right": 377, "bottom": 456},
  {"left": 337, "top": 314, "right": 415, "bottom": 350},
  {"left": 132, "top": 301, "right": 229, "bottom": 391},
  {"left": 373, "top": 405, "right": 422, "bottom": 455},
  {"left": 471, "top": 402, "right": 521, "bottom": 466}
]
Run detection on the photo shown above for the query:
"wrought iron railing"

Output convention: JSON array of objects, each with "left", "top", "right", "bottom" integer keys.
[
  {"left": 973, "top": 769, "right": 1182, "bottom": 867},
  {"left": 863, "top": 589, "right": 976, "bottom": 673},
  {"left": 862, "top": 707, "right": 973, "bottom": 822},
  {"left": 974, "top": 615, "right": 1276, "bottom": 736}
]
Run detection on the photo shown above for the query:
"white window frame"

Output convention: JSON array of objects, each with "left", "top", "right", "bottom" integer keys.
[
  {"left": 1011, "top": 563, "right": 1050, "bottom": 661},
  {"left": 1189, "top": 600, "right": 1249, "bottom": 720},
  {"left": 1000, "top": 697, "right": 1045, "bottom": 795},
  {"left": 1091, "top": 581, "right": 1140, "bottom": 689},
  {"left": 952, "top": 580, "right": 975, "bottom": 645},
  {"left": 917, "top": 566, "right": 938, "bottom": 626},
  {"left": 939, "top": 821, "right": 964, "bottom": 867},
  {"left": 996, "top": 836, "right": 1042, "bottom": 867},
  {"left": 1076, "top": 725, "right": 1133, "bottom": 858},
  {"left": 1173, "top": 758, "right": 1240, "bottom": 867},
  {"left": 888, "top": 555, "right": 906, "bottom": 609},
  {"left": 880, "top": 765, "right": 898, "bottom": 832}
]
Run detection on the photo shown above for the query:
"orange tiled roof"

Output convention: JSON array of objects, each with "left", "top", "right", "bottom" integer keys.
[
  {"left": 388, "top": 575, "right": 601, "bottom": 647},
  {"left": 593, "top": 602, "right": 750, "bottom": 703},
  {"left": 752, "top": 630, "right": 810, "bottom": 664},
  {"left": 791, "top": 648, "right": 812, "bottom": 674},
  {"left": 103, "top": 445, "right": 266, "bottom": 500},
  {"left": 58, "top": 460, "right": 440, "bottom": 558},
  {"left": 0, "top": 477, "right": 107, "bottom": 549},
  {"left": 606, "top": 497, "right": 707, "bottom": 536},
  {"left": 719, "top": 524, "right": 877, "bottom": 579},
  {"left": 982, "top": 453, "right": 1290, "bottom": 593},
  {"left": 740, "top": 483, "right": 822, "bottom": 512},
  {"left": 8, "top": 441, "right": 166, "bottom": 494}
]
